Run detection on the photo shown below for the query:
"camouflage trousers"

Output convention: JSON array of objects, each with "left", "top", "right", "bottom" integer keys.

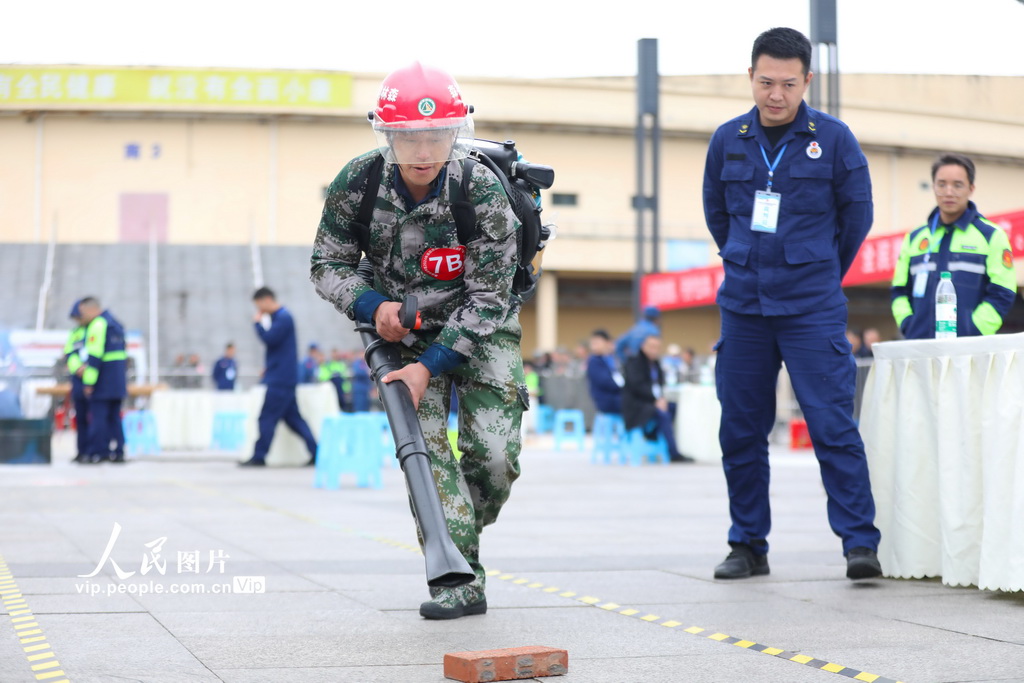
[{"left": 401, "top": 319, "right": 527, "bottom": 605}]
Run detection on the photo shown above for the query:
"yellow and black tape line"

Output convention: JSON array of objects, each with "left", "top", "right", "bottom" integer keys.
[
  {"left": 168, "top": 480, "right": 903, "bottom": 682},
  {"left": 0, "top": 555, "right": 71, "bottom": 683},
  {"left": 484, "top": 569, "right": 904, "bottom": 683}
]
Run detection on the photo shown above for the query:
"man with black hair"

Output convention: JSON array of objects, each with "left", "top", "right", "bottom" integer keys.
[
  {"left": 703, "top": 27, "right": 881, "bottom": 581},
  {"left": 585, "top": 329, "right": 623, "bottom": 416},
  {"left": 240, "top": 287, "right": 318, "bottom": 467},
  {"left": 891, "top": 153, "right": 1016, "bottom": 339}
]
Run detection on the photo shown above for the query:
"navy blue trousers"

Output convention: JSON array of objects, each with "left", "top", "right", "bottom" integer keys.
[
  {"left": 715, "top": 305, "right": 880, "bottom": 554},
  {"left": 252, "top": 385, "right": 317, "bottom": 461},
  {"left": 329, "top": 377, "right": 347, "bottom": 412},
  {"left": 87, "top": 398, "right": 124, "bottom": 458},
  {"left": 71, "top": 389, "right": 90, "bottom": 457}
]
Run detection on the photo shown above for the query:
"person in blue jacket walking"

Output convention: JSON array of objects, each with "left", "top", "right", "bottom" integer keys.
[
  {"left": 702, "top": 27, "right": 881, "bottom": 581},
  {"left": 240, "top": 288, "right": 318, "bottom": 467}
]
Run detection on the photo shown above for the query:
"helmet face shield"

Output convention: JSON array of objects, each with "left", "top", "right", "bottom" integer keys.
[
  {"left": 369, "top": 63, "right": 475, "bottom": 165},
  {"left": 372, "top": 116, "right": 475, "bottom": 165}
]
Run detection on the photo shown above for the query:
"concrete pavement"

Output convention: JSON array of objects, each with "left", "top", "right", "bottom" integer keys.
[{"left": 0, "top": 431, "right": 1021, "bottom": 683}]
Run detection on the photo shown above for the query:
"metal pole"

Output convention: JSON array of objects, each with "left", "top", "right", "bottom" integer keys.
[
  {"left": 35, "top": 214, "right": 57, "bottom": 331},
  {"left": 250, "top": 217, "right": 264, "bottom": 289},
  {"left": 651, "top": 109, "right": 661, "bottom": 274},
  {"left": 634, "top": 111, "right": 645, "bottom": 320}
]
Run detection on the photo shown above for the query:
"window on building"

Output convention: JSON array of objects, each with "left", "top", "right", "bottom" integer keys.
[{"left": 550, "top": 193, "right": 578, "bottom": 207}]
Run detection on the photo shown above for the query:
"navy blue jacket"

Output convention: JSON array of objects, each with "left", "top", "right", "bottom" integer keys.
[
  {"left": 586, "top": 354, "right": 623, "bottom": 415},
  {"left": 255, "top": 307, "right": 300, "bottom": 388},
  {"left": 211, "top": 357, "right": 237, "bottom": 390},
  {"left": 703, "top": 102, "right": 873, "bottom": 316}
]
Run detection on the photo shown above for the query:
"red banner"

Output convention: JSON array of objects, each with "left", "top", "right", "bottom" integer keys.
[{"left": 642, "top": 209, "right": 1024, "bottom": 311}]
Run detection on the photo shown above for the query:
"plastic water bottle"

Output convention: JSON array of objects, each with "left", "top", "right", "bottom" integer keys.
[{"left": 935, "top": 271, "right": 957, "bottom": 339}]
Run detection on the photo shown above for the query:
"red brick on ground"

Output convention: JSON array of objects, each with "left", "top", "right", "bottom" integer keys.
[{"left": 444, "top": 645, "right": 568, "bottom": 682}]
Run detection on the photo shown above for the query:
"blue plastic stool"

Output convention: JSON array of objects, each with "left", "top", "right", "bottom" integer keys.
[
  {"left": 591, "top": 413, "right": 626, "bottom": 464},
  {"left": 210, "top": 411, "right": 247, "bottom": 451},
  {"left": 364, "top": 411, "right": 397, "bottom": 468},
  {"left": 122, "top": 410, "right": 160, "bottom": 456},
  {"left": 314, "top": 413, "right": 383, "bottom": 489},
  {"left": 553, "top": 409, "right": 586, "bottom": 451},
  {"left": 626, "top": 427, "right": 669, "bottom": 466},
  {"left": 535, "top": 404, "right": 555, "bottom": 434}
]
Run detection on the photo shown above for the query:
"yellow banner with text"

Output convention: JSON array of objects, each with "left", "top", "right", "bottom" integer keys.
[{"left": 0, "top": 66, "right": 352, "bottom": 110}]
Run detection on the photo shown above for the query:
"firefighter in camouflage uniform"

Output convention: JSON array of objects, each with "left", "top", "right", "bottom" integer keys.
[{"left": 310, "top": 63, "right": 528, "bottom": 620}]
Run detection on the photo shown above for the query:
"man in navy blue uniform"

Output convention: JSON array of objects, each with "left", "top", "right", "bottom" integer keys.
[
  {"left": 211, "top": 343, "right": 238, "bottom": 391},
  {"left": 585, "top": 329, "right": 623, "bottom": 416},
  {"left": 702, "top": 27, "right": 881, "bottom": 580},
  {"left": 77, "top": 297, "right": 128, "bottom": 464},
  {"left": 240, "top": 288, "right": 318, "bottom": 467}
]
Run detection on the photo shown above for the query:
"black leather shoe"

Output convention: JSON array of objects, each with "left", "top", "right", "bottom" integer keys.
[
  {"left": 238, "top": 458, "right": 266, "bottom": 467},
  {"left": 109, "top": 454, "right": 126, "bottom": 464},
  {"left": 846, "top": 547, "right": 882, "bottom": 580},
  {"left": 714, "top": 544, "right": 770, "bottom": 579},
  {"left": 419, "top": 597, "right": 487, "bottom": 620}
]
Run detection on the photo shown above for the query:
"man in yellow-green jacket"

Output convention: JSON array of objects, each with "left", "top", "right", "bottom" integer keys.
[
  {"left": 77, "top": 297, "right": 128, "bottom": 463},
  {"left": 318, "top": 348, "right": 351, "bottom": 412},
  {"left": 891, "top": 154, "right": 1017, "bottom": 339},
  {"left": 63, "top": 300, "right": 90, "bottom": 463}
]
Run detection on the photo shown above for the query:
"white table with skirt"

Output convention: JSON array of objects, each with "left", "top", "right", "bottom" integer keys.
[
  {"left": 860, "top": 332, "right": 1024, "bottom": 592},
  {"left": 669, "top": 383, "right": 722, "bottom": 463},
  {"left": 149, "top": 383, "right": 338, "bottom": 466}
]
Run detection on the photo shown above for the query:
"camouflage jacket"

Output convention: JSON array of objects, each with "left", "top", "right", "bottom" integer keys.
[{"left": 310, "top": 151, "right": 521, "bottom": 358}]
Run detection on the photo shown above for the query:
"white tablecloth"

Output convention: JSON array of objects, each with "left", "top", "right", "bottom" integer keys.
[
  {"left": 149, "top": 384, "right": 338, "bottom": 466},
  {"left": 671, "top": 383, "right": 722, "bottom": 463},
  {"left": 860, "top": 333, "right": 1024, "bottom": 592}
]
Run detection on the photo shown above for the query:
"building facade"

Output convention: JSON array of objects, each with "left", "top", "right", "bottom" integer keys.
[{"left": 2, "top": 66, "right": 1023, "bottom": 362}]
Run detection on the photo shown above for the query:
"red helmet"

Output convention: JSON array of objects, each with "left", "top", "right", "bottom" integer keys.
[{"left": 370, "top": 63, "right": 475, "bottom": 164}]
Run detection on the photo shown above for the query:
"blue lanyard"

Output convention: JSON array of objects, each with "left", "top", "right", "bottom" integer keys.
[{"left": 759, "top": 144, "right": 788, "bottom": 192}]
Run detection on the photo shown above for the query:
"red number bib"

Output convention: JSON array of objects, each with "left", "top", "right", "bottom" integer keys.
[{"left": 420, "top": 246, "right": 466, "bottom": 281}]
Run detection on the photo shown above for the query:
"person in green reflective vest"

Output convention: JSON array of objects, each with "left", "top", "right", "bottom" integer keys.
[
  {"left": 63, "top": 300, "right": 90, "bottom": 462},
  {"left": 891, "top": 153, "right": 1017, "bottom": 339},
  {"left": 77, "top": 297, "right": 128, "bottom": 464},
  {"left": 318, "top": 348, "right": 351, "bottom": 412}
]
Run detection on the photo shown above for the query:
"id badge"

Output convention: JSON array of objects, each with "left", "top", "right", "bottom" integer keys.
[
  {"left": 912, "top": 272, "right": 928, "bottom": 298},
  {"left": 751, "top": 191, "right": 781, "bottom": 233}
]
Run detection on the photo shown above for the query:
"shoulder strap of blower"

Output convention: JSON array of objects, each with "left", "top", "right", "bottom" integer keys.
[
  {"left": 349, "top": 154, "right": 477, "bottom": 255},
  {"left": 349, "top": 142, "right": 550, "bottom": 299}
]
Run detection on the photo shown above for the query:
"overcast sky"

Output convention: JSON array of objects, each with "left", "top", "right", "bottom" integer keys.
[{"left": 6, "top": 0, "right": 1023, "bottom": 78}]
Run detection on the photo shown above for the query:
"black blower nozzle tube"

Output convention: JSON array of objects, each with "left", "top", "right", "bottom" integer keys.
[{"left": 355, "top": 298, "right": 474, "bottom": 588}]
